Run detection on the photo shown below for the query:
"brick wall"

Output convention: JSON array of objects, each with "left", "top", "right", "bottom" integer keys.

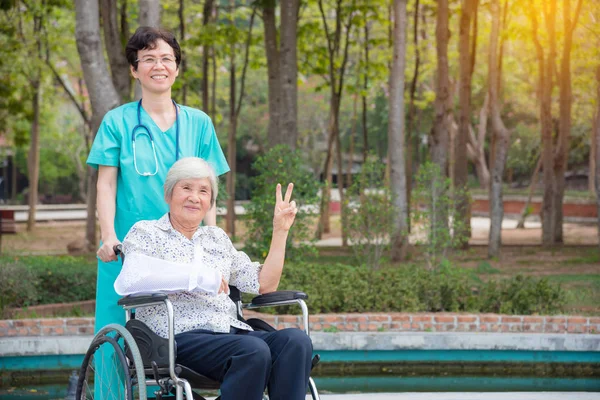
[{"left": 1, "top": 313, "right": 598, "bottom": 337}]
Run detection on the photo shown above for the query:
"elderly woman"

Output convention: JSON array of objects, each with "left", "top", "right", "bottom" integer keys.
[{"left": 114, "top": 157, "right": 312, "bottom": 400}]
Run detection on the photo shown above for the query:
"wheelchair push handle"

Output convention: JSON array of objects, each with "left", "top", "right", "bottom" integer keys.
[{"left": 113, "top": 244, "right": 124, "bottom": 262}]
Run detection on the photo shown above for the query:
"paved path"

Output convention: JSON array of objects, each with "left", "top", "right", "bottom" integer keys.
[
  {"left": 303, "top": 394, "right": 599, "bottom": 400},
  {"left": 203, "top": 393, "right": 600, "bottom": 400}
]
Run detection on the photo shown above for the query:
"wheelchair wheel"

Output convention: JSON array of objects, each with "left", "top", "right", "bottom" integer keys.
[{"left": 76, "top": 323, "right": 147, "bottom": 399}]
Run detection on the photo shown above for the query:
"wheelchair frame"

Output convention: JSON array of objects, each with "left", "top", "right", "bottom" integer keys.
[{"left": 77, "top": 289, "right": 321, "bottom": 400}]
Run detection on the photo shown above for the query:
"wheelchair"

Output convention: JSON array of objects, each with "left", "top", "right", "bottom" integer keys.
[{"left": 75, "top": 284, "right": 321, "bottom": 400}]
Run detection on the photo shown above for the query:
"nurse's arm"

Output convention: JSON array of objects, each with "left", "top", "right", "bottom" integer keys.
[
  {"left": 203, "top": 205, "right": 217, "bottom": 226},
  {"left": 96, "top": 166, "right": 119, "bottom": 262}
]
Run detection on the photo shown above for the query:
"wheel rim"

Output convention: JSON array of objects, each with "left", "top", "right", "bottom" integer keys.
[{"left": 76, "top": 333, "right": 138, "bottom": 399}]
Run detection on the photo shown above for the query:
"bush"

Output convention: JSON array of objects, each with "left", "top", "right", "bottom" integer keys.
[
  {"left": 26, "top": 256, "right": 97, "bottom": 304},
  {"left": 0, "top": 255, "right": 97, "bottom": 313},
  {"left": 273, "top": 261, "right": 565, "bottom": 315},
  {"left": 411, "top": 162, "right": 470, "bottom": 268},
  {"left": 345, "top": 157, "right": 395, "bottom": 270},
  {"left": 0, "top": 260, "right": 39, "bottom": 317},
  {"left": 478, "top": 275, "right": 567, "bottom": 315},
  {"left": 0, "top": 255, "right": 567, "bottom": 317},
  {"left": 244, "top": 145, "right": 321, "bottom": 260}
]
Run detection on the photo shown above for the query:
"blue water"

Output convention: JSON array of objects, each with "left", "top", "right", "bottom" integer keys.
[{"left": 1, "top": 376, "right": 598, "bottom": 399}]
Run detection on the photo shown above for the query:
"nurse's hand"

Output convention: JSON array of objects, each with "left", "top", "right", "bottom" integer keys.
[{"left": 97, "top": 236, "right": 121, "bottom": 262}]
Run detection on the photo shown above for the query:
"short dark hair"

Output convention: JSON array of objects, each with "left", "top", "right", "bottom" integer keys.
[{"left": 126, "top": 26, "right": 181, "bottom": 71}]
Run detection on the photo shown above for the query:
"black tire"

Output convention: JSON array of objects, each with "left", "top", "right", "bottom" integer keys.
[{"left": 75, "top": 324, "right": 147, "bottom": 399}]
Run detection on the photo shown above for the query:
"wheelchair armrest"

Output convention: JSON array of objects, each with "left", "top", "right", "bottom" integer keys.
[
  {"left": 118, "top": 293, "right": 168, "bottom": 307},
  {"left": 249, "top": 290, "right": 308, "bottom": 306}
]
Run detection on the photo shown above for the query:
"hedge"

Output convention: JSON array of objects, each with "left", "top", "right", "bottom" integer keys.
[{"left": 0, "top": 255, "right": 566, "bottom": 317}]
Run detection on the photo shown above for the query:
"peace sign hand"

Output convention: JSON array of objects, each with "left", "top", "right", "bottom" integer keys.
[{"left": 273, "top": 183, "right": 298, "bottom": 232}]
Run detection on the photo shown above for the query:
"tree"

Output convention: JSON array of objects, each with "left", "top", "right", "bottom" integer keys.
[
  {"left": 595, "top": 64, "right": 600, "bottom": 252},
  {"left": 467, "top": 94, "right": 490, "bottom": 188},
  {"left": 133, "top": 0, "right": 161, "bottom": 100},
  {"left": 455, "top": 0, "right": 478, "bottom": 248},
  {"left": 262, "top": 0, "right": 300, "bottom": 149},
  {"left": 405, "top": 0, "right": 421, "bottom": 221},
  {"left": 315, "top": 0, "right": 356, "bottom": 237},
  {"left": 487, "top": 0, "right": 511, "bottom": 258},
  {"left": 21, "top": 2, "right": 45, "bottom": 232},
  {"left": 177, "top": 0, "right": 188, "bottom": 103},
  {"left": 553, "top": 0, "right": 583, "bottom": 243},
  {"left": 529, "top": 0, "right": 556, "bottom": 246},
  {"left": 138, "top": 0, "right": 160, "bottom": 27},
  {"left": 100, "top": 0, "right": 131, "bottom": 102},
  {"left": 429, "top": 0, "right": 451, "bottom": 236},
  {"left": 388, "top": 0, "right": 409, "bottom": 261},
  {"left": 201, "top": 0, "right": 215, "bottom": 113},
  {"left": 225, "top": 3, "right": 256, "bottom": 236},
  {"left": 75, "top": 0, "right": 120, "bottom": 249}
]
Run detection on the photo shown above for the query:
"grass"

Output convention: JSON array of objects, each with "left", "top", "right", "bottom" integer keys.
[
  {"left": 562, "top": 254, "right": 600, "bottom": 265},
  {"left": 470, "top": 186, "right": 596, "bottom": 200}
]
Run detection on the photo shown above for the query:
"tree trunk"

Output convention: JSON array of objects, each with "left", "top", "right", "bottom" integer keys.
[
  {"left": 362, "top": 22, "right": 370, "bottom": 164},
  {"left": 100, "top": 0, "right": 130, "bottom": 101},
  {"left": 317, "top": 0, "right": 354, "bottom": 238},
  {"left": 466, "top": 94, "right": 490, "bottom": 188},
  {"left": 534, "top": 0, "right": 557, "bottom": 246},
  {"left": 138, "top": 0, "right": 160, "bottom": 27},
  {"left": 134, "top": 0, "right": 161, "bottom": 100},
  {"left": 178, "top": 0, "right": 187, "bottom": 104},
  {"left": 226, "top": 0, "right": 237, "bottom": 237},
  {"left": 429, "top": 0, "right": 451, "bottom": 234},
  {"left": 226, "top": 58, "right": 237, "bottom": 236},
  {"left": 335, "top": 119, "right": 347, "bottom": 247},
  {"left": 279, "top": 0, "right": 299, "bottom": 149},
  {"left": 455, "top": 0, "right": 477, "bottom": 248},
  {"left": 591, "top": 106, "right": 597, "bottom": 194},
  {"left": 225, "top": 5, "right": 255, "bottom": 236},
  {"left": 75, "top": 0, "right": 121, "bottom": 249},
  {"left": 487, "top": 0, "right": 511, "bottom": 258},
  {"left": 528, "top": 0, "right": 556, "bottom": 246},
  {"left": 595, "top": 64, "right": 600, "bottom": 252},
  {"left": 553, "top": 0, "right": 583, "bottom": 244},
  {"left": 406, "top": 0, "right": 421, "bottom": 230},
  {"left": 431, "top": 0, "right": 450, "bottom": 174},
  {"left": 202, "top": 0, "right": 214, "bottom": 113},
  {"left": 120, "top": 0, "right": 130, "bottom": 45},
  {"left": 263, "top": 2, "right": 281, "bottom": 148},
  {"left": 319, "top": 100, "right": 338, "bottom": 235},
  {"left": 26, "top": 77, "right": 41, "bottom": 231},
  {"left": 517, "top": 155, "right": 542, "bottom": 229},
  {"left": 389, "top": 0, "right": 409, "bottom": 261},
  {"left": 347, "top": 94, "right": 358, "bottom": 190},
  {"left": 26, "top": 11, "right": 44, "bottom": 232}
]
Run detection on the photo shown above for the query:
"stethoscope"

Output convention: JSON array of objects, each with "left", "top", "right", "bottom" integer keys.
[{"left": 131, "top": 99, "right": 180, "bottom": 176}]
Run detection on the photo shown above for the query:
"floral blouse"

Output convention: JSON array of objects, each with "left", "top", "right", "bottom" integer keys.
[{"left": 115, "top": 213, "right": 262, "bottom": 338}]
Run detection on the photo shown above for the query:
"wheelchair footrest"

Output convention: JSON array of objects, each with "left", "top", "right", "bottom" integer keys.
[{"left": 311, "top": 354, "right": 320, "bottom": 370}]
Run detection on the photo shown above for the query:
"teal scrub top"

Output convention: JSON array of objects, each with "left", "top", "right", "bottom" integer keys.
[{"left": 87, "top": 101, "right": 230, "bottom": 241}]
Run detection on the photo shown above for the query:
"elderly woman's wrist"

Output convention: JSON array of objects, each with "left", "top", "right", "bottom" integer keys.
[{"left": 272, "top": 227, "right": 290, "bottom": 235}]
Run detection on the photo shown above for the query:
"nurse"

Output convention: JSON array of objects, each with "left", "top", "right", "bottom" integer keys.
[{"left": 87, "top": 26, "right": 229, "bottom": 340}]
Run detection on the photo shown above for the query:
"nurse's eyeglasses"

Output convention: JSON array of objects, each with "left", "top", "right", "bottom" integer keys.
[{"left": 136, "top": 56, "right": 176, "bottom": 67}]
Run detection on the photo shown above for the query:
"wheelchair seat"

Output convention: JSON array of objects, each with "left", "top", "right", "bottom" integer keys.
[{"left": 125, "top": 318, "right": 222, "bottom": 393}]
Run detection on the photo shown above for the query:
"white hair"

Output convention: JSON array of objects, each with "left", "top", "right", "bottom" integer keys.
[{"left": 163, "top": 157, "right": 218, "bottom": 207}]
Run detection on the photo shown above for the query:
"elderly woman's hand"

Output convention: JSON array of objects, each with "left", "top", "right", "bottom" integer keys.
[{"left": 273, "top": 183, "right": 297, "bottom": 232}]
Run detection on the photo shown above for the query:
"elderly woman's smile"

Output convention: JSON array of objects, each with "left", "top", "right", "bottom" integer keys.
[{"left": 167, "top": 178, "right": 213, "bottom": 234}]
